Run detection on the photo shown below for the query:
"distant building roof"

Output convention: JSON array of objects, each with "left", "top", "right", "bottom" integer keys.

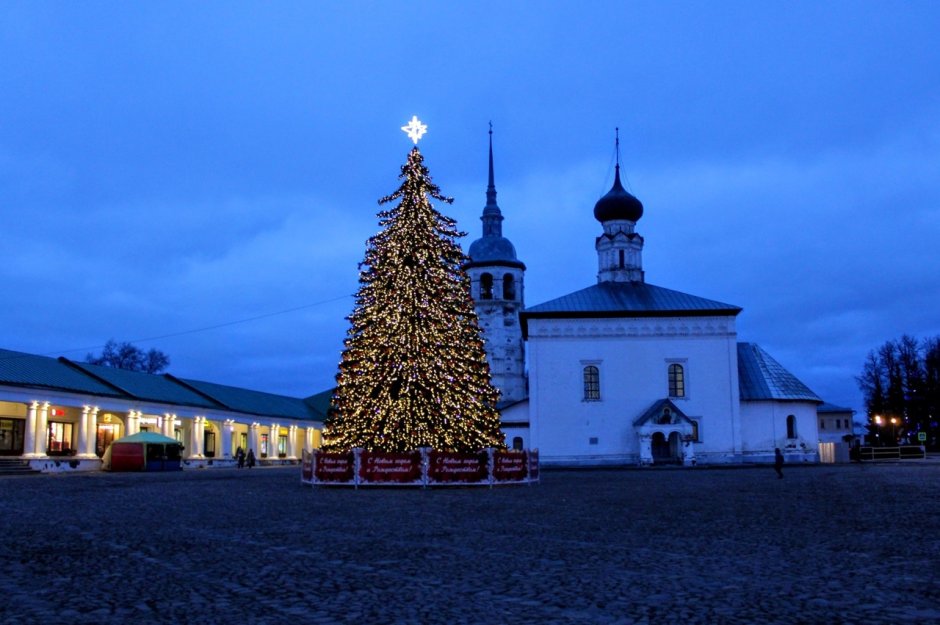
[
  {"left": 737, "top": 343, "right": 821, "bottom": 402},
  {"left": 817, "top": 402, "right": 855, "bottom": 414}
]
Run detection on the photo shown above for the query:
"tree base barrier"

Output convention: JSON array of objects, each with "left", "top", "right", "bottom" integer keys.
[{"left": 301, "top": 448, "right": 539, "bottom": 487}]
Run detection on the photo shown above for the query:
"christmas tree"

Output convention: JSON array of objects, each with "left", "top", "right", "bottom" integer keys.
[{"left": 322, "top": 119, "right": 505, "bottom": 453}]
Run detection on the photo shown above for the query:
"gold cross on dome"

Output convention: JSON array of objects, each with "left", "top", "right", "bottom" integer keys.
[{"left": 401, "top": 116, "right": 428, "bottom": 144}]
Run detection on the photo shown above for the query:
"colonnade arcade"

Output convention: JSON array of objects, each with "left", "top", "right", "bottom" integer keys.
[{"left": 0, "top": 399, "right": 321, "bottom": 464}]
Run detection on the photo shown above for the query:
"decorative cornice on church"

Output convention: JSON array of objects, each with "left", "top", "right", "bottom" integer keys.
[{"left": 525, "top": 316, "right": 737, "bottom": 339}]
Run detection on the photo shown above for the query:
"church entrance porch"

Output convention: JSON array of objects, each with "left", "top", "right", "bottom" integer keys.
[{"left": 634, "top": 399, "right": 697, "bottom": 467}]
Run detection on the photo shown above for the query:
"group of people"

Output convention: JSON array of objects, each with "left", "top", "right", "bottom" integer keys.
[{"left": 235, "top": 447, "right": 256, "bottom": 469}]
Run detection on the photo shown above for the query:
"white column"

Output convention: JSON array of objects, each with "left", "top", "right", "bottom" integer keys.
[
  {"left": 188, "top": 416, "right": 203, "bottom": 459},
  {"left": 249, "top": 423, "right": 260, "bottom": 457},
  {"left": 198, "top": 416, "right": 206, "bottom": 457},
  {"left": 221, "top": 419, "right": 235, "bottom": 458},
  {"left": 270, "top": 423, "right": 280, "bottom": 458},
  {"left": 126, "top": 410, "right": 139, "bottom": 437},
  {"left": 34, "top": 402, "right": 50, "bottom": 456},
  {"left": 23, "top": 402, "right": 38, "bottom": 458},
  {"left": 287, "top": 425, "right": 298, "bottom": 459},
  {"left": 304, "top": 427, "right": 314, "bottom": 453},
  {"left": 87, "top": 407, "right": 99, "bottom": 457},
  {"left": 77, "top": 406, "right": 91, "bottom": 458},
  {"left": 161, "top": 413, "right": 173, "bottom": 438}
]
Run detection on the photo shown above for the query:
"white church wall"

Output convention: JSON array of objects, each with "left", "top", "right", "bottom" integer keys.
[
  {"left": 740, "top": 400, "right": 821, "bottom": 461},
  {"left": 527, "top": 315, "right": 742, "bottom": 466}
]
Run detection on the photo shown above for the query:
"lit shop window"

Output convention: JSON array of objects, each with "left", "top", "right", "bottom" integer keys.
[{"left": 47, "top": 421, "right": 74, "bottom": 455}]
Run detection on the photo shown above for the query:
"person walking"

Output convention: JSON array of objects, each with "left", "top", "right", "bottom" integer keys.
[
  {"left": 236, "top": 447, "right": 245, "bottom": 469},
  {"left": 774, "top": 448, "right": 784, "bottom": 479},
  {"left": 246, "top": 448, "right": 256, "bottom": 469}
]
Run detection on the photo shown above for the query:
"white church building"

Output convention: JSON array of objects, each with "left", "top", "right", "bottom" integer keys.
[{"left": 464, "top": 131, "right": 822, "bottom": 466}]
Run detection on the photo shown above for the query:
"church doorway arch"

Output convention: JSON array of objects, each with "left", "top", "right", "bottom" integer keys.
[{"left": 650, "top": 431, "right": 681, "bottom": 465}]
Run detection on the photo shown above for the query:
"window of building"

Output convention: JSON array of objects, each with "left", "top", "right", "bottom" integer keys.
[
  {"left": 240, "top": 432, "right": 248, "bottom": 451},
  {"left": 690, "top": 419, "right": 700, "bottom": 442},
  {"left": 278, "top": 435, "right": 288, "bottom": 457},
  {"left": 502, "top": 274, "right": 515, "bottom": 300},
  {"left": 589, "top": 437, "right": 598, "bottom": 445},
  {"left": 512, "top": 436, "right": 523, "bottom": 451},
  {"left": 583, "top": 365, "right": 600, "bottom": 401},
  {"left": 786, "top": 414, "right": 797, "bottom": 439},
  {"left": 480, "top": 273, "right": 493, "bottom": 300},
  {"left": 668, "top": 363, "right": 686, "bottom": 398},
  {"left": 618, "top": 250, "right": 625, "bottom": 268},
  {"left": 47, "top": 421, "right": 73, "bottom": 455},
  {"left": 261, "top": 433, "right": 269, "bottom": 458},
  {"left": 820, "top": 419, "right": 826, "bottom": 430}
]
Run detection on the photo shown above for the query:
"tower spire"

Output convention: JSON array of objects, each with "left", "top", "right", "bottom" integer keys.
[
  {"left": 614, "top": 126, "right": 622, "bottom": 184},
  {"left": 481, "top": 122, "right": 503, "bottom": 237},
  {"left": 486, "top": 121, "right": 497, "bottom": 208}
]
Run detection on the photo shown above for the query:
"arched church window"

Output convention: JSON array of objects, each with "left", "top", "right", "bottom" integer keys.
[
  {"left": 668, "top": 364, "right": 685, "bottom": 398},
  {"left": 480, "top": 273, "right": 493, "bottom": 300},
  {"left": 512, "top": 436, "right": 523, "bottom": 451},
  {"left": 786, "top": 414, "right": 797, "bottom": 439},
  {"left": 503, "top": 274, "right": 515, "bottom": 300},
  {"left": 583, "top": 365, "right": 600, "bottom": 401},
  {"left": 619, "top": 250, "right": 625, "bottom": 268}
]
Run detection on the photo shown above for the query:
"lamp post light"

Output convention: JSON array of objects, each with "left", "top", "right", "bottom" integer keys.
[
  {"left": 889, "top": 417, "right": 899, "bottom": 445},
  {"left": 873, "top": 415, "right": 883, "bottom": 445}
]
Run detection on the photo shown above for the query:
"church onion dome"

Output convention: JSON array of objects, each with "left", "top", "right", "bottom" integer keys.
[{"left": 593, "top": 165, "right": 643, "bottom": 223}]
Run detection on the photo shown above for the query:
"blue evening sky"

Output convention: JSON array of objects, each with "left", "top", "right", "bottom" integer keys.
[{"left": 2, "top": 2, "right": 938, "bottom": 419}]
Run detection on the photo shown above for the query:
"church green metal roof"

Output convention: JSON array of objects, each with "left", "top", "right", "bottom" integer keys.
[
  {"left": 0, "top": 348, "right": 124, "bottom": 397},
  {"left": 522, "top": 281, "right": 742, "bottom": 320},
  {"left": 737, "top": 343, "right": 821, "bottom": 402}
]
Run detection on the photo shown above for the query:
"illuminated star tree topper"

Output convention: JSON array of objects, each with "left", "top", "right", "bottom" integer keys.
[{"left": 401, "top": 115, "right": 428, "bottom": 144}]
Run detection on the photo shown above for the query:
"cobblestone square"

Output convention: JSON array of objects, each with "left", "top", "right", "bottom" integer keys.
[{"left": 1, "top": 463, "right": 938, "bottom": 624}]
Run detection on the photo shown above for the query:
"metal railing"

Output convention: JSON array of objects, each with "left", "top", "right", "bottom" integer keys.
[{"left": 857, "top": 446, "right": 926, "bottom": 461}]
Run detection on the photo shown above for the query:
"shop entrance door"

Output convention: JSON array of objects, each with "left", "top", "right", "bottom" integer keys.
[{"left": 0, "top": 419, "right": 25, "bottom": 456}]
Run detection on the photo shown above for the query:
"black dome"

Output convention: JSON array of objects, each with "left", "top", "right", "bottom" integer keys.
[
  {"left": 468, "top": 235, "right": 518, "bottom": 263},
  {"left": 593, "top": 166, "right": 643, "bottom": 223}
]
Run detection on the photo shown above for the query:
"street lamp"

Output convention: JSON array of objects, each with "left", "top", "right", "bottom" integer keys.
[
  {"left": 873, "top": 415, "right": 883, "bottom": 445},
  {"left": 889, "top": 417, "right": 899, "bottom": 445}
]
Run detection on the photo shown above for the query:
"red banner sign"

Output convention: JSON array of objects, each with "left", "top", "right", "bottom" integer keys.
[
  {"left": 301, "top": 450, "right": 314, "bottom": 482},
  {"left": 493, "top": 450, "right": 528, "bottom": 482},
  {"left": 314, "top": 452, "right": 355, "bottom": 482},
  {"left": 527, "top": 450, "right": 539, "bottom": 481},
  {"left": 358, "top": 451, "right": 422, "bottom": 483},
  {"left": 427, "top": 451, "right": 489, "bottom": 483}
]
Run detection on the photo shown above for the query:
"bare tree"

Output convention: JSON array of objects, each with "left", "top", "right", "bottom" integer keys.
[{"left": 85, "top": 339, "right": 170, "bottom": 374}]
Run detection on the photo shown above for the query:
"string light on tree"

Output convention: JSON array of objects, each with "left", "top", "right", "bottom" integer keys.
[{"left": 322, "top": 118, "right": 505, "bottom": 453}]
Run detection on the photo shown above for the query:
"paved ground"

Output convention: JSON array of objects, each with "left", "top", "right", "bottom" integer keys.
[{"left": 1, "top": 463, "right": 938, "bottom": 625}]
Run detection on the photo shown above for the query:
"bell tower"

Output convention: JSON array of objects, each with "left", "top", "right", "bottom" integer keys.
[{"left": 463, "top": 125, "right": 527, "bottom": 404}]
